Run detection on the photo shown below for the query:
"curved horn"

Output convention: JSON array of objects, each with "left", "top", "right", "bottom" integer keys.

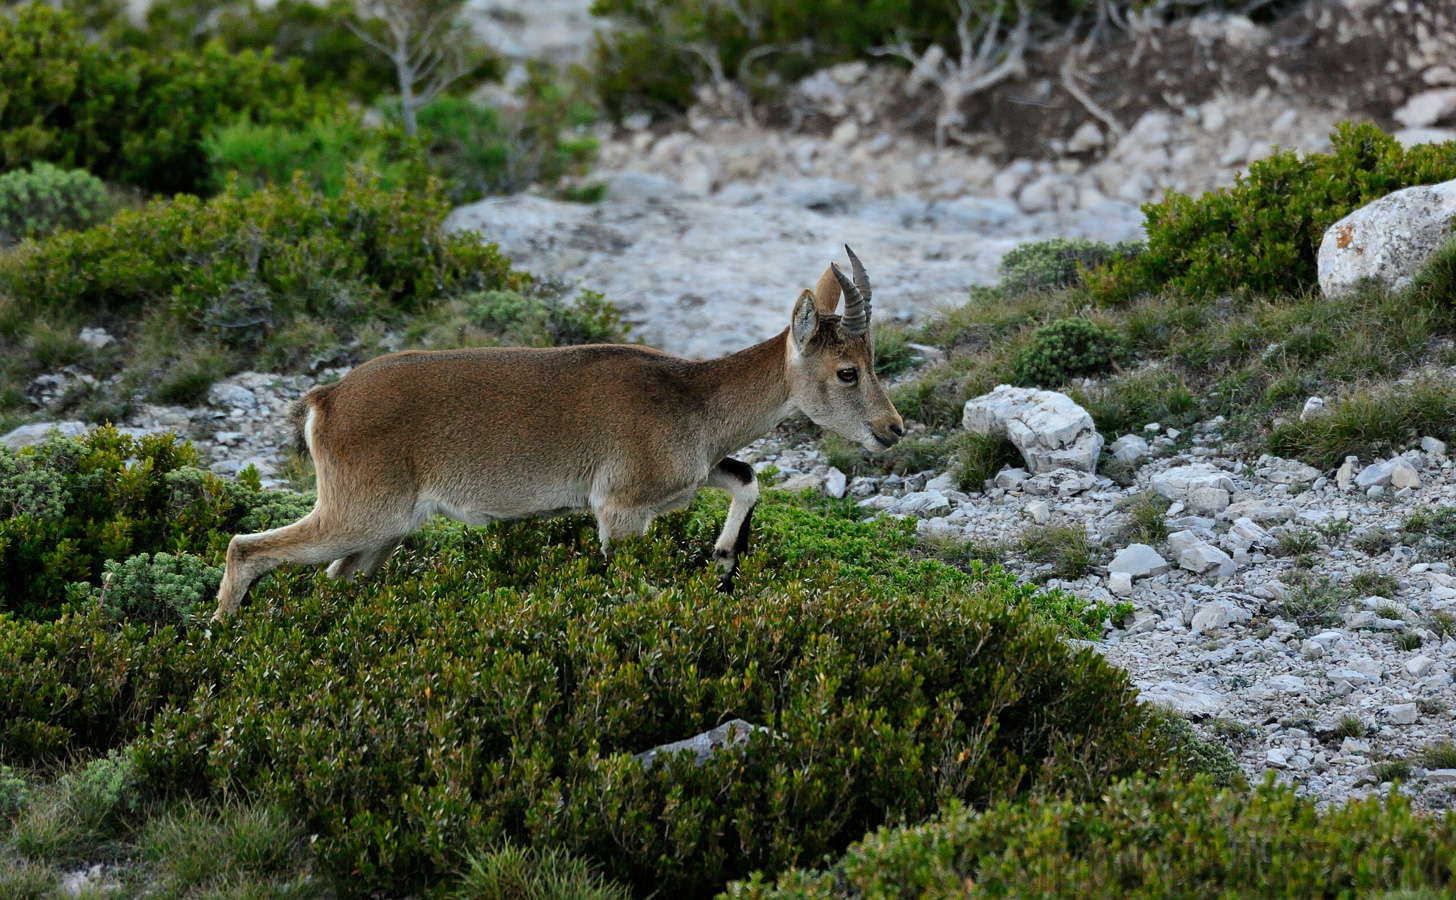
[{"left": 835, "top": 245, "right": 872, "bottom": 335}]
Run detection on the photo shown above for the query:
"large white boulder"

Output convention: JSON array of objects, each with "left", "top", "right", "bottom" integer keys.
[
  {"left": 2, "top": 421, "right": 88, "bottom": 451},
  {"left": 1318, "top": 179, "right": 1456, "bottom": 298},
  {"left": 962, "top": 385, "right": 1103, "bottom": 474}
]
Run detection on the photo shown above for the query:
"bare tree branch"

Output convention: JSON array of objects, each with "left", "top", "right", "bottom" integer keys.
[
  {"left": 350, "top": 0, "right": 483, "bottom": 136},
  {"left": 874, "top": 0, "right": 1031, "bottom": 149}
]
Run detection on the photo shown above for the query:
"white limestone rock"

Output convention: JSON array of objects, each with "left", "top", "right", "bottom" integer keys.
[
  {"left": 1109, "top": 433, "right": 1149, "bottom": 464},
  {"left": 1138, "top": 681, "right": 1225, "bottom": 718},
  {"left": 1318, "top": 178, "right": 1456, "bottom": 298},
  {"left": 1109, "top": 543, "right": 1169, "bottom": 580},
  {"left": 962, "top": 386, "right": 1103, "bottom": 474},
  {"left": 2, "top": 421, "right": 88, "bottom": 451},
  {"left": 1023, "top": 467, "right": 1097, "bottom": 497},
  {"left": 1180, "top": 543, "right": 1237, "bottom": 578},
  {"left": 1150, "top": 463, "right": 1234, "bottom": 501},
  {"left": 824, "top": 467, "right": 847, "bottom": 498}
]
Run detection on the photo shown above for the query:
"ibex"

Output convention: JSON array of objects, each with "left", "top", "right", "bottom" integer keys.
[{"left": 211, "top": 247, "right": 903, "bottom": 619}]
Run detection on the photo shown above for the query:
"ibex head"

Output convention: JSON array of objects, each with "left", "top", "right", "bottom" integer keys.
[{"left": 787, "top": 246, "right": 904, "bottom": 451}]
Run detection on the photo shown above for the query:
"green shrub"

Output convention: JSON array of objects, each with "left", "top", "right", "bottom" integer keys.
[
  {"left": 131, "top": 0, "right": 398, "bottom": 100},
  {"left": 0, "top": 4, "right": 318, "bottom": 196},
  {"left": 95, "top": 552, "right": 224, "bottom": 629},
  {"left": 1097, "top": 122, "right": 1456, "bottom": 301},
  {"left": 1011, "top": 316, "right": 1122, "bottom": 388},
  {"left": 454, "top": 842, "right": 634, "bottom": 900},
  {"left": 417, "top": 77, "right": 599, "bottom": 203},
  {"left": 9, "top": 747, "right": 143, "bottom": 860},
  {"left": 948, "top": 431, "right": 1020, "bottom": 492},
  {"left": 0, "top": 428, "right": 311, "bottom": 620},
  {"left": 0, "top": 163, "right": 113, "bottom": 246},
  {"left": 1411, "top": 236, "right": 1456, "bottom": 306},
  {"left": 1, "top": 171, "right": 522, "bottom": 325},
  {"left": 100, "top": 492, "right": 1153, "bottom": 897},
  {"left": 999, "top": 238, "right": 1142, "bottom": 297},
  {"left": 465, "top": 289, "right": 628, "bottom": 347},
  {"left": 726, "top": 776, "right": 1456, "bottom": 899},
  {"left": 204, "top": 114, "right": 423, "bottom": 197},
  {"left": 0, "top": 764, "right": 27, "bottom": 821},
  {"left": 1145, "top": 707, "right": 1243, "bottom": 787}
]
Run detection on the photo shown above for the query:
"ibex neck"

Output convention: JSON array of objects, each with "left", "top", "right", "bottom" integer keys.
[{"left": 694, "top": 330, "right": 795, "bottom": 462}]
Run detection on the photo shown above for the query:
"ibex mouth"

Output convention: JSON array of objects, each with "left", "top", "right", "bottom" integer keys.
[{"left": 868, "top": 429, "right": 902, "bottom": 450}]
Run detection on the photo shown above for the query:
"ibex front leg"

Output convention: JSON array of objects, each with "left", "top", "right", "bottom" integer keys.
[{"left": 707, "top": 458, "right": 759, "bottom": 590}]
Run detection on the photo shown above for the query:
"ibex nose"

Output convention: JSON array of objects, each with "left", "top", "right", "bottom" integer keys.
[{"left": 890, "top": 423, "right": 904, "bottom": 438}]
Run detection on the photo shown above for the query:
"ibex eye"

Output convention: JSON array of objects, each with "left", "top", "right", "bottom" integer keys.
[{"left": 837, "top": 367, "right": 858, "bottom": 384}]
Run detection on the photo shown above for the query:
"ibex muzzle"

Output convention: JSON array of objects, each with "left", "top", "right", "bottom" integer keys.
[{"left": 212, "top": 247, "right": 903, "bottom": 619}]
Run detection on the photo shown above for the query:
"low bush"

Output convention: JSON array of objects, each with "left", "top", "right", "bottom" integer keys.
[
  {"left": 726, "top": 776, "right": 1456, "bottom": 899},
  {"left": 999, "top": 238, "right": 1142, "bottom": 297},
  {"left": 454, "top": 842, "right": 634, "bottom": 900},
  {"left": 0, "top": 163, "right": 113, "bottom": 246},
  {"left": 204, "top": 114, "right": 423, "bottom": 197},
  {"left": 9, "top": 489, "right": 1147, "bottom": 895},
  {"left": 8, "top": 747, "right": 142, "bottom": 861},
  {"left": 2, "top": 172, "right": 519, "bottom": 323},
  {"left": 0, "top": 4, "right": 318, "bottom": 196},
  {"left": 0, "top": 428, "right": 311, "bottom": 620},
  {"left": 1011, "top": 316, "right": 1122, "bottom": 388},
  {"left": 1094, "top": 122, "right": 1456, "bottom": 302}
]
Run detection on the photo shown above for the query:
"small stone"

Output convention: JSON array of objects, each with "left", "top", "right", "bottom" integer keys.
[
  {"left": 1190, "top": 601, "right": 1234, "bottom": 633},
  {"left": 1384, "top": 703, "right": 1418, "bottom": 725},
  {"left": 1300, "top": 396, "right": 1325, "bottom": 421},
  {"left": 1023, "top": 467, "right": 1097, "bottom": 497},
  {"left": 1180, "top": 543, "right": 1237, "bottom": 578},
  {"left": 1336, "top": 456, "right": 1357, "bottom": 490},
  {"left": 1109, "top": 571, "right": 1134, "bottom": 596},
  {"left": 1256, "top": 456, "right": 1322, "bottom": 485},
  {"left": 1138, "top": 681, "right": 1225, "bottom": 718},
  {"left": 905, "top": 342, "right": 945, "bottom": 364},
  {"left": 1109, "top": 543, "right": 1170, "bottom": 580},
  {"left": 1067, "top": 120, "right": 1105, "bottom": 153},
  {"left": 993, "top": 467, "right": 1030, "bottom": 491},
  {"left": 208, "top": 383, "right": 257, "bottom": 410},
  {"left": 78, "top": 327, "right": 115, "bottom": 349},
  {"left": 1110, "top": 433, "right": 1149, "bottom": 464},
  {"left": 1150, "top": 463, "right": 1234, "bottom": 501},
  {"left": 1025, "top": 500, "right": 1051, "bottom": 524},
  {"left": 1187, "top": 486, "right": 1230, "bottom": 515},
  {"left": 1266, "top": 747, "right": 1294, "bottom": 769},
  {"left": 962, "top": 386, "right": 1103, "bottom": 474},
  {"left": 1421, "top": 436, "right": 1447, "bottom": 455},
  {"left": 824, "top": 467, "right": 847, "bottom": 498},
  {"left": 1389, "top": 459, "right": 1421, "bottom": 490},
  {"left": 1367, "top": 485, "right": 1385, "bottom": 498},
  {"left": 1405, "top": 655, "right": 1435, "bottom": 678},
  {"left": 1340, "top": 737, "right": 1371, "bottom": 755},
  {"left": 778, "top": 472, "right": 822, "bottom": 493}
]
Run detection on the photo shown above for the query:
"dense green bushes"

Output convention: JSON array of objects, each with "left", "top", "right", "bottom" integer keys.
[
  {"left": 0, "top": 163, "right": 113, "bottom": 246},
  {"left": 0, "top": 428, "right": 310, "bottom": 620},
  {"left": 0, "top": 429, "right": 1151, "bottom": 896},
  {"left": 1, "top": 172, "right": 520, "bottom": 325},
  {"left": 133, "top": 499, "right": 1151, "bottom": 896},
  {"left": 1011, "top": 316, "right": 1122, "bottom": 388},
  {"left": 727, "top": 777, "right": 1456, "bottom": 898},
  {"left": 0, "top": 4, "right": 317, "bottom": 196},
  {"left": 1094, "top": 122, "right": 1456, "bottom": 301}
]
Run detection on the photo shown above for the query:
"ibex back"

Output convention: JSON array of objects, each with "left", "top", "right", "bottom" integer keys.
[{"left": 212, "top": 247, "right": 903, "bottom": 619}]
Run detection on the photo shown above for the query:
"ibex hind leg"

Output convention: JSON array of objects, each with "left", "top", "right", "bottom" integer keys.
[
  {"left": 707, "top": 458, "right": 759, "bottom": 591},
  {"left": 212, "top": 512, "right": 404, "bottom": 620},
  {"left": 326, "top": 537, "right": 405, "bottom": 582}
]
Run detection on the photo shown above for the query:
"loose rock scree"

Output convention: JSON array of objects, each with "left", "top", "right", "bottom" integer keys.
[{"left": 211, "top": 248, "right": 904, "bottom": 618}]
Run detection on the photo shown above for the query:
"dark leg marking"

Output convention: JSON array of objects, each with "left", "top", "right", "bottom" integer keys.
[{"left": 717, "top": 457, "right": 754, "bottom": 485}]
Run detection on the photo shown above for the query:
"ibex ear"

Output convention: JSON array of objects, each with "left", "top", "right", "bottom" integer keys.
[
  {"left": 791, "top": 289, "right": 819, "bottom": 348},
  {"left": 812, "top": 266, "right": 842, "bottom": 314}
]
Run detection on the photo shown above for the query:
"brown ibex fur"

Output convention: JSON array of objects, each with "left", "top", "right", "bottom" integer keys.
[{"left": 212, "top": 247, "right": 902, "bottom": 619}]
